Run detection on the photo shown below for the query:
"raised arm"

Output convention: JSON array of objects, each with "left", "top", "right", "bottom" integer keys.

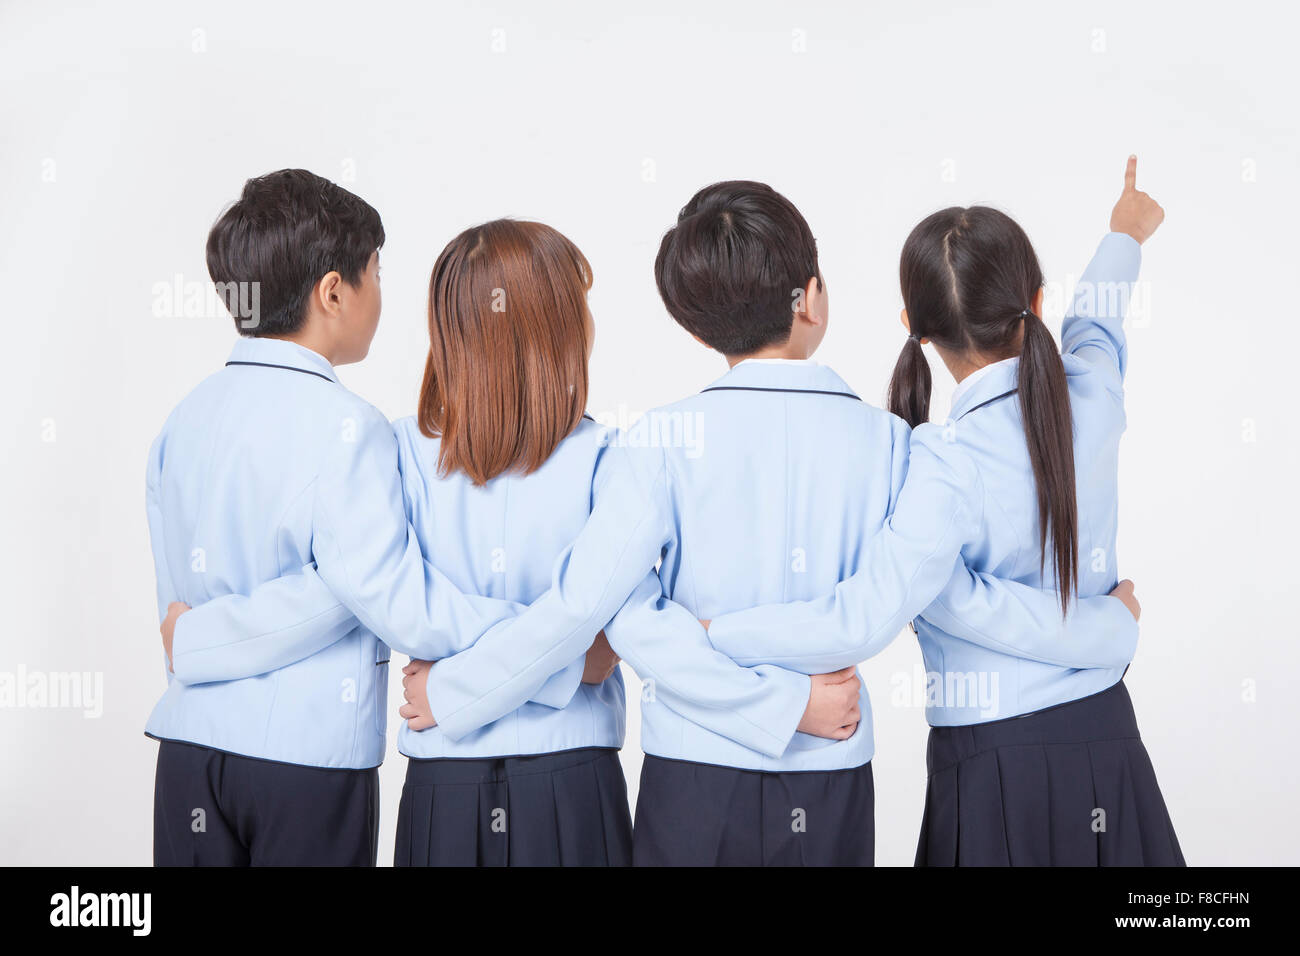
[{"left": 1062, "top": 156, "right": 1164, "bottom": 383}]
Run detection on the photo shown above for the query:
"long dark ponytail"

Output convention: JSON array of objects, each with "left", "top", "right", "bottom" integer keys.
[{"left": 888, "top": 207, "right": 1078, "bottom": 615}]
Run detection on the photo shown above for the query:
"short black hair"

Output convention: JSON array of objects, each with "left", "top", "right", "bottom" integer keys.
[
  {"left": 654, "top": 180, "right": 820, "bottom": 356},
  {"left": 205, "top": 169, "right": 385, "bottom": 337}
]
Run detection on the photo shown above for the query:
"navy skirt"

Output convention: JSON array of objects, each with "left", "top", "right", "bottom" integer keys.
[
  {"left": 634, "top": 755, "right": 874, "bottom": 866},
  {"left": 916, "top": 681, "right": 1184, "bottom": 866},
  {"left": 394, "top": 747, "right": 632, "bottom": 866}
]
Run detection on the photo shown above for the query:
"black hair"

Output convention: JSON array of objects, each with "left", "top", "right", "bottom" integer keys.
[
  {"left": 205, "top": 169, "right": 385, "bottom": 337},
  {"left": 654, "top": 180, "right": 821, "bottom": 356},
  {"left": 888, "top": 206, "right": 1078, "bottom": 615}
]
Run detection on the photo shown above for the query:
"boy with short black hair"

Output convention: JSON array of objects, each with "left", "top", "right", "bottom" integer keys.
[{"left": 146, "top": 169, "right": 527, "bottom": 865}]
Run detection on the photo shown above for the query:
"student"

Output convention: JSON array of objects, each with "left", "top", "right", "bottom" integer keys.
[
  {"left": 170, "top": 182, "right": 1130, "bottom": 868},
  {"left": 702, "top": 159, "right": 1183, "bottom": 866},
  {"left": 146, "top": 169, "right": 394, "bottom": 865},
  {"left": 385, "top": 220, "right": 635, "bottom": 864},
  {"left": 395, "top": 182, "right": 1137, "bottom": 866}
]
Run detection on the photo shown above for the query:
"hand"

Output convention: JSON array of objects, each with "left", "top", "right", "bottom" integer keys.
[
  {"left": 1109, "top": 155, "right": 1164, "bottom": 244},
  {"left": 797, "top": 666, "right": 861, "bottom": 740},
  {"left": 399, "top": 659, "right": 437, "bottom": 731},
  {"left": 161, "top": 601, "right": 191, "bottom": 673},
  {"left": 1110, "top": 579, "right": 1141, "bottom": 622},
  {"left": 581, "top": 630, "right": 620, "bottom": 684}
]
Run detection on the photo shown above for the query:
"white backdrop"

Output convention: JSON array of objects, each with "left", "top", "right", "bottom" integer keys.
[{"left": 2, "top": 0, "right": 1296, "bottom": 866}]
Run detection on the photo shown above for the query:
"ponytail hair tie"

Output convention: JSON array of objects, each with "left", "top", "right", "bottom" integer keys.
[
  {"left": 908, "top": 331, "right": 923, "bottom": 342},
  {"left": 1019, "top": 309, "right": 1031, "bottom": 318}
]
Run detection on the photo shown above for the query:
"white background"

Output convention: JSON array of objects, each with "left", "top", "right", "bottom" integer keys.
[{"left": 2, "top": 0, "right": 1296, "bottom": 866}]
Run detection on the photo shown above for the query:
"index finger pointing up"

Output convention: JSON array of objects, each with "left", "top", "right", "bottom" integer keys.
[{"left": 1124, "top": 154, "right": 1137, "bottom": 191}]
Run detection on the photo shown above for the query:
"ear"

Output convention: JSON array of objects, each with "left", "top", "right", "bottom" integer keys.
[
  {"left": 796, "top": 276, "right": 825, "bottom": 327},
  {"left": 900, "top": 308, "right": 927, "bottom": 345},
  {"left": 1031, "top": 286, "right": 1045, "bottom": 316},
  {"left": 314, "top": 271, "right": 345, "bottom": 317}
]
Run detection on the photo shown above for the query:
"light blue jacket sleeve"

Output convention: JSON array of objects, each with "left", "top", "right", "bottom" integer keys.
[
  {"left": 307, "top": 406, "right": 535, "bottom": 661},
  {"left": 153, "top": 423, "right": 358, "bottom": 688},
  {"left": 170, "top": 407, "right": 530, "bottom": 682},
  {"left": 146, "top": 429, "right": 183, "bottom": 680},
  {"left": 145, "top": 431, "right": 177, "bottom": 624},
  {"left": 1060, "top": 232, "right": 1142, "bottom": 385},
  {"left": 171, "top": 562, "right": 581, "bottom": 706},
  {"left": 527, "top": 659, "right": 587, "bottom": 710},
  {"left": 923, "top": 557, "right": 1136, "bottom": 669},
  {"left": 423, "top": 442, "right": 700, "bottom": 741},
  {"left": 410, "top": 429, "right": 809, "bottom": 741},
  {"left": 603, "top": 572, "right": 810, "bottom": 759},
  {"left": 170, "top": 564, "right": 360, "bottom": 685},
  {"left": 705, "top": 429, "right": 1134, "bottom": 673},
  {"left": 170, "top": 410, "right": 591, "bottom": 707}
]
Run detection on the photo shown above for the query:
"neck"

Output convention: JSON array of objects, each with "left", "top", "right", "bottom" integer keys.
[
  {"left": 269, "top": 327, "right": 340, "bottom": 366},
  {"left": 935, "top": 344, "right": 1009, "bottom": 384},
  {"left": 943, "top": 354, "right": 985, "bottom": 384},
  {"left": 726, "top": 339, "right": 810, "bottom": 369}
]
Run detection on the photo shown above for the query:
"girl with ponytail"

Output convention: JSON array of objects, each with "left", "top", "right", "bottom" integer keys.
[
  {"left": 889, "top": 205, "right": 1079, "bottom": 614},
  {"left": 890, "top": 164, "right": 1183, "bottom": 864},
  {"left": 706, "top": 157, "right": 1182, "bottom": 865}
]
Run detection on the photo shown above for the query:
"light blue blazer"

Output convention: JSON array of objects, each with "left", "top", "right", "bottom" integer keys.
[
  {"left": 704, "top": 233, "right": 1143, "bottom": 726},
  {"left": 383, "top": 416, "right": 631, "bottom": 758},
  {"left": 147, "top": 337, "right": 538, "bottom": 769},
  {"left": 146, "top": 338, "right": 391, "bottom": 768}
]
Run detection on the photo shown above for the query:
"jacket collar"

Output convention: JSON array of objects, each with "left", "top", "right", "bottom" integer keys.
[
  {"left": 949, "top": 357, "right": 1018, "bottom": 420},
  {"left": 226, "top": 337, "right": 340, "bottom": 384},
  {"left": 703, "top": 359, "right": 860, "bottom": 400}
]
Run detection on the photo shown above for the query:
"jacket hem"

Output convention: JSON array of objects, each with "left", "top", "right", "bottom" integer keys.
[{"left": 144, "top": 732, "right": 383, "bottom": 772}]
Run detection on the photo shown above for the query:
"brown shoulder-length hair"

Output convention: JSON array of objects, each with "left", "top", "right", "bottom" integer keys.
[{"left": 419, "top": 219, "right": 592, "bottom": 486}]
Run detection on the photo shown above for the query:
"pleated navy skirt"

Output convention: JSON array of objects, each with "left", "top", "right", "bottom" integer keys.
[
  {"left": 634, "top": 754, "right": 874, "bottom": 866},
  {"left": 394, "top": 747, "right": 632, "bottom": 867},
  {"left": 915, "top": 680, "right": 1184, "bottom": 866}
]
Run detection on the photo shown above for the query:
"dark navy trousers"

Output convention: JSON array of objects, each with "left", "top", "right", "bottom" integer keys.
[{"left": 152, "top": 738, "right": 379, "bottom": 867}]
